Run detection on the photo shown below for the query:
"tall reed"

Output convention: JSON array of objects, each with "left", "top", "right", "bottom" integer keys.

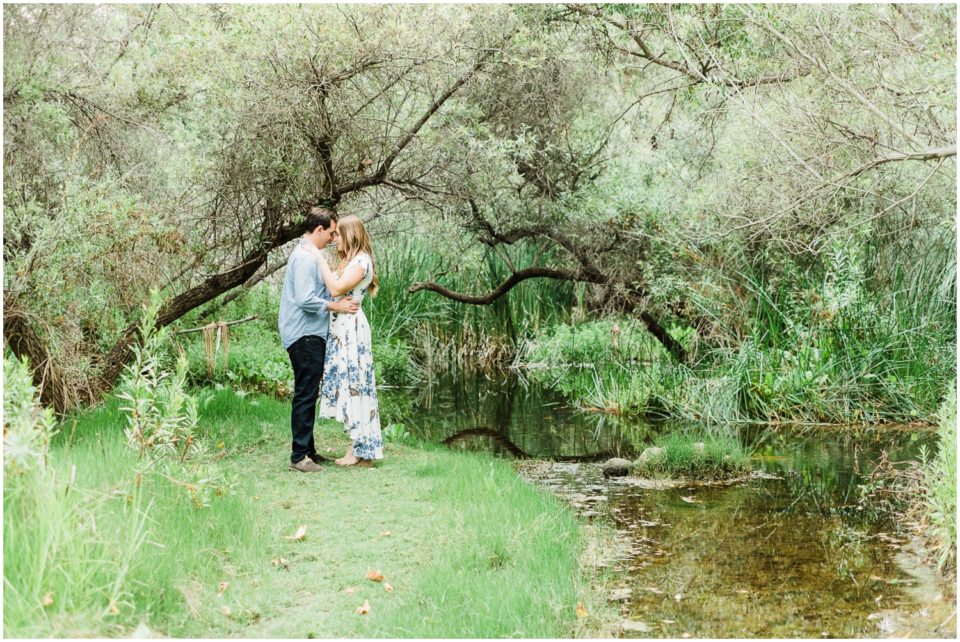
[{"left": 372, "top": 234, "right": 577, "bottom": 373}]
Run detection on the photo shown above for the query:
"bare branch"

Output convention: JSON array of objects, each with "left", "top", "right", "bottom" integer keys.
[
  {"left": 409, "top": 266, "right": 605, "bottom": 305},
  {"left": 846, "top": 145, "right": 956, "bottom": 178},
  {"left": 338, "top": 43, "right": 503, "bottom": 196}
]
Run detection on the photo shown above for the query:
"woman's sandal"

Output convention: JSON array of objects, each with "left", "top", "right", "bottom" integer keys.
[{"left": 335, "top": 457, "right": 373, "bottom": 468}]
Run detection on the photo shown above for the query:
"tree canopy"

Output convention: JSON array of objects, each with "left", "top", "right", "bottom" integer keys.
[{"left": 3, "top": 3, "right": 955, "bottom": 411}]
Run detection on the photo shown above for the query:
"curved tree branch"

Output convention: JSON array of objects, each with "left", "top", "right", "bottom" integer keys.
[
  {"left": 408, "top": 266, "right": 605, "bottom": 305},
  {"left": 409, "top": 265, "right": 688, "bottom": 361}
]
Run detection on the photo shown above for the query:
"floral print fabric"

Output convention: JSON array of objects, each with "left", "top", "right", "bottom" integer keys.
[{"left": 319, "top": 253, "right": 383, "bottom": 460}]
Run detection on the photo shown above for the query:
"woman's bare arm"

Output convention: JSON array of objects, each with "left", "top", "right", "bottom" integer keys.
[{"left": 306, "top": 247, "right": 366, "bottom": 297}]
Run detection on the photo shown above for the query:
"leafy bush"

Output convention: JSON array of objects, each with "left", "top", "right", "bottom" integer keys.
[
  {"left": 177, "top": 286, "right": 294, "bottom": 396},
  {"left": 378, "top": 388, "right": 416, "bottom": 427},
  {"left": 3, "top": 352, "right": 56, "bottom": 476},
  {"left": 117, "top": 296, "right": 231, "bottom": 508},
  {"left": 182, "top": 326, "right": 293, "bottom": 396},
  {"left": 374, "top": 337, "right": 419, "bottom": 386},
  {"left": 521, "top": 318, "right": 671, "bottom": 416},
  {"left": 118, "top": 300, "right": 200, "bottom": 460},
  {"left": 382, "top": 422, "right": 413, "bottom": 444},
  {"left": 524, "top": 317, "right": 665, "bottom": 367}
]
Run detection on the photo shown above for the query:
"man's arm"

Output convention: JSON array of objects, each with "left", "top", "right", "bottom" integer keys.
[
  {"left": 291, "top": 254, "right": 328, "bottom": 314},
  {"left": 327, "top": 297, "right": 359, "bottom": 314},
  {"left": 291, "top": 253, "right": 359, "bottom": 314}
]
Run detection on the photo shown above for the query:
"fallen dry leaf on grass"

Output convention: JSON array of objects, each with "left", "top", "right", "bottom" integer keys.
[
  {"left": 383, "top": 582, "right": 394, "bottom": 593},
  {"left": 218, "top": 581, "right": 229, "bottom": 596},
  {"left": 621, "top": 621, "right": 653, "bottom": 633},
  {"left": 355, "top": 600, "right": 371, "bottom": 615},
  {"left": 343, "top": 587, "right": 356, "bottom": 594},
  {"left": 680, "top": 495, "right": 702, "bottom": 504},
  {"left": 575, "top": 603, "right": 587, "bottom": 618},
  {"left": 681, "top": 633, "right": 692, "bottom": 639},
  {"left": 284, "top": 525, "right": 307, "bottom": 541},
  {"left": 662, "top": 619, "right": 676, "bottom": 624},
  {"left": 108, "top": 603, "right": 120, "bottom": 615},
  {"left": 379, "top": 530, "right": 392, "bottom": 537},
  {"left": 644, "top": 586, "right": 664, "bottom": 594},
  {"left": 366, "top": 569, "right": 385, "bottom": 582},
  {"left": 270, "top": 557, "right": 290, "bottom": 569},
  {"left": 220, "top": 605, "right": 232, "bottom": 616},
  {"left": 42, "top": 592, "right": 54, "bottom": 607}
]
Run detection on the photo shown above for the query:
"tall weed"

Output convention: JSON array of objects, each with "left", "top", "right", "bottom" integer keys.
[{"left": 3, "top": 352, "right": 148, "bottom": 637}]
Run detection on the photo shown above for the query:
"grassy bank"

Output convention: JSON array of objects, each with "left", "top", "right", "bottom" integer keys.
[
  {"left": 919, "top": 390, "right": 957, "bottom": 576},
  {"left": 4, "top": 377, "right": 614, "bottom": 638}
]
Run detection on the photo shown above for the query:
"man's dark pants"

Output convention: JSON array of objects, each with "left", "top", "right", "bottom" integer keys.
[{"left": 286, "top": 335, "right": 326, "bottom": 464}]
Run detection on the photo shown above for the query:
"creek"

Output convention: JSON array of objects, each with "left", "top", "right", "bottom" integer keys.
[{"left": 384, "top": 373, "right": 956, "bottom": 638}]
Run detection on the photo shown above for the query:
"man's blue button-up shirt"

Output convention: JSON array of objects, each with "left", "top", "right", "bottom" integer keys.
[{"left": 278, "top": 240, "right": 330, "bottom": 349}]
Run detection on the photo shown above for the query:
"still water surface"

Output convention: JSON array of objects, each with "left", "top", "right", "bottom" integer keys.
[{"left": 386, "top": 375, "right": 955, "bottom": 638}]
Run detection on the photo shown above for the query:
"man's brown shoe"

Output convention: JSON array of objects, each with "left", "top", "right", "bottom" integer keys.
[{"left": 289, "top": 457, "right": 323, "bottom": 473}]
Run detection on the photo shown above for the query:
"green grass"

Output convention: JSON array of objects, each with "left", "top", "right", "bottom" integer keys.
[
  {"left": 632, "top": 429, "right": 753, "bottom": 480},
  {"left": 516, "top": 242, "right": 954, "bottom": 426},
  {"left": 5, "top": 388, "right": 614, "bottom": 638},
  {"left": 3, "top": 394, "right": 271, "bottom": 637}
]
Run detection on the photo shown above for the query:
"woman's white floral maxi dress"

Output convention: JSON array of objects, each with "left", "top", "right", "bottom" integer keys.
[{"left": 319, "top": 252, "right": 383, "bottom": 460}]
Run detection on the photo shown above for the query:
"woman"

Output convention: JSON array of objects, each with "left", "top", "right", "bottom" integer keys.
[{"left": 303, "top": 215, "right": 382, "bottom": 467}]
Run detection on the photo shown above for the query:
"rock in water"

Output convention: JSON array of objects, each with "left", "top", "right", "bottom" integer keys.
[{"left": 602, "top": 458, "right": 632, "bottom": 477}]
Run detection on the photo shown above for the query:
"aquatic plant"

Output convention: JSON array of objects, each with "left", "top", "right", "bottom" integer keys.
[
  {"left": 920, "top": 389, "right": 957, "bottom": 573},
  {"left": 632, "top": 429, "right": 752, "bottom": 480}
]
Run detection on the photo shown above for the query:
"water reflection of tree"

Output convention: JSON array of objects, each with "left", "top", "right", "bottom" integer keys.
[
  {"left": 406, "top": 374, "right": 652, "bottom": 459},
  {"left": 746, "top": 426, "right": 926, "bottom": 526}
]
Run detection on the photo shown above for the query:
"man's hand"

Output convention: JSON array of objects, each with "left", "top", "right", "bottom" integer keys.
[{"left": 328, "top": 297, "right": 360, "bottom": 314}]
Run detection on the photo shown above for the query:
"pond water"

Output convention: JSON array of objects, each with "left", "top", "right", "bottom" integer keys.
[{"left": 385, "top": 374, "right": 956, "bottom": 638}]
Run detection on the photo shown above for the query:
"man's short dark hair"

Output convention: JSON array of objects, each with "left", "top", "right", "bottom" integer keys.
[{"left": 303, "top": 206, "right": 338, "bottom": 233}]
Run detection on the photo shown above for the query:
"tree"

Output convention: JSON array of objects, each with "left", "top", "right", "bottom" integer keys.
[{"left": 4, "top": 4, "right": 517, "bottom": 410}]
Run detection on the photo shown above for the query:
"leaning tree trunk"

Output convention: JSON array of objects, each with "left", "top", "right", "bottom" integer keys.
[{"left": 3, "top": 302, "right": 97, "bottom": 413}]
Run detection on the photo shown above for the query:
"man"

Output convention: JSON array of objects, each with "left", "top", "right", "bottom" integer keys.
[{"left": 279, "top": 206, "right": 359, "bottom": 472}]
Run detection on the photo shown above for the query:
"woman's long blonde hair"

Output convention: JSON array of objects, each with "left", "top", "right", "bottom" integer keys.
[{"left": 335, "top": 215, "right": 378, "bottom": 297}]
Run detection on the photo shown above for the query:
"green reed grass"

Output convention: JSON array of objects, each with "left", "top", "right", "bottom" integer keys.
[
  {"left": 920, "top": 389, "right": 957, "bottom": 573},
  {"left": 633, "top": 429, "right": 752, "bottom": 480},
  {"left": 373, "top": 234, "right": 577, "bottom": 372},
  {"left": 521, "top": 236, "right": 955, "bottom": 426}
]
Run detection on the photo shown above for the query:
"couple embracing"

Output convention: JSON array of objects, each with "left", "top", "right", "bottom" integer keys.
[{"left": 278, "top": 206, "right": 383, "bottom": 472}]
